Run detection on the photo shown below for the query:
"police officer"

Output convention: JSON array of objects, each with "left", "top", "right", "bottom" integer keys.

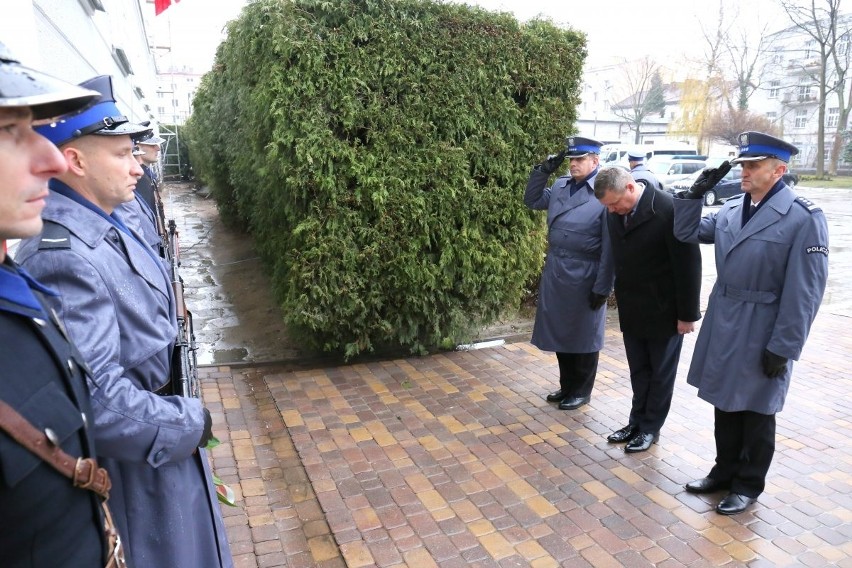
[
  {"left": 627, "top": 149, "right": 663, "bottom": 191},
  {"left": 525, "top": 136, "right": 615, "bottom": 410},
  {"left": 673, "top": 132, "right": 829, "bottom": 515},
  {"left": 134, "top": 132, "right": 164, "bottom": 213},
  {"left": 0, "top": 44, "right": 111, "bottom": 566},
  {"left": 115, "top": 143, "right": 161, "bottom": 257},
  {"left": 16, "top": 75, "right": 234, "bottom": 566}
]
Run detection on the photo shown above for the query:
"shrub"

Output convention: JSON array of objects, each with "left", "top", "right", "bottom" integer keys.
[{"left": 188, "top": 0, "right": 586, "bottom": 357}]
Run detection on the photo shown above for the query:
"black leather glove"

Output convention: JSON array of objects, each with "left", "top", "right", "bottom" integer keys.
[
  {"left": 198, "top": 407, "right": 214, "bottom": 448},
  {"left": 761, "top": 349, "right": 788, "bottom": 378},
  {"left": 589, "top": 292, "right": 608, "bottom": 310},
  {"left": 683, "top": 161, "right": 733, "bottom": 199},
  {"left": 534, "top": 150, "right": 567, "bottom": 175}
]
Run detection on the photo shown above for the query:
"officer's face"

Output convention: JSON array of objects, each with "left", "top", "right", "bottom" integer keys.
[
  {"left": 139, "top": 144, "right": 159, "bottom": 165},
  {"left": 0, "top": 107, "right": 67, "bottom": 242},
  {"left": 66, "top": 134, "right": 144, "bottom": 214},
  {"left": 741, "top": 159, "right": 785, "bottom": 196},
  {"left": 569, "top": 154, "right": 599, "bottom": 182}
]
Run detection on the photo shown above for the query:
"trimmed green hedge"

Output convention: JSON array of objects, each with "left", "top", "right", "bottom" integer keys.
[{"left": 186, "top": 0, "right": 586, "bottom": 358}]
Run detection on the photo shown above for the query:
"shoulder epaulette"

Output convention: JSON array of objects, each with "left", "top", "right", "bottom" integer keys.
[
  {"left": 794, "top": 196, "right": 821, "bottom": 213},
  {"left": 38, "top": 221, "right": 72, "bottom": 250}
]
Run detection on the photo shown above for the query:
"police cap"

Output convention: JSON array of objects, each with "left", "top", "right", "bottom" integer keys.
[
  {"left": 564, "top": 136, "right": 603, "bottom": 158},
  {"left": 35, "top": 75, "right": 152, "bottom": 146},
  {"left": 731, "top": 131, "right": 799, "bottom": 164},
  {"left": 0, "top": 41, "right": 98, "bottom": 122},
  {"left": 627, "top": 149, "right": 647, "bottom": 162}
]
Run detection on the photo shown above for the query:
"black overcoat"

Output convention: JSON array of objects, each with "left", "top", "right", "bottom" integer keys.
[{"left": 609, "top": 187, "right": 702, "bottom": 337}]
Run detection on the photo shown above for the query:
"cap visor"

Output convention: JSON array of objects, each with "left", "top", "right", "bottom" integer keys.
[
  {"left": 138, "top": 135, "right": 165, "bottom": 145},
  {"left": 565, "top": 151, "right": 591, "bottom": 158},
  {"left": 1, "top": 65, "right": 99, "bottom": 122},
  {"left": 731, "top": 155, "right": 769, "bottom": 164},
  {"left": 93, "top": 122, "right": 152, "bottom": 140}
]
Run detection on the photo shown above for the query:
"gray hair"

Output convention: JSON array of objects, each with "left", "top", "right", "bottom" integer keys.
[{"left": 593, "top": 166, "right": 633, "bottom": 199}]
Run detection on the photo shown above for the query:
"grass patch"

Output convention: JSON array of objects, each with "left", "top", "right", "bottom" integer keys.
[{"left": 797, "top": 176, "right": 852, "bottom": 189}]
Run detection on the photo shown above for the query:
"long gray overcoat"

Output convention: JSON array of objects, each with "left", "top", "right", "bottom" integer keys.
[
  {"left": 524, "top": 168, "right": 614, "bottom": 353},
  {"left": 16, "top": 187, "right": 233, "bottom": 568},
  {"left": 673, "top": 185, "right": 828, "bottom": 413}
]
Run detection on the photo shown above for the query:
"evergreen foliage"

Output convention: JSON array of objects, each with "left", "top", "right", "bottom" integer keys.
[{"left": 186, "top": 0, "right": 586, "bottom": 358}]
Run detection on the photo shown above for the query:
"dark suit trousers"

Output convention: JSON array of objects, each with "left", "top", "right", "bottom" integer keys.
[
  {"left": 622, "top": 332, "right": 683, "bottom": 434},
  {"left": 555, "top": 351, "right": 599, "bottom": 398},
  {"left": 708, "top": 408, "right": 776, "bottom": 498}
]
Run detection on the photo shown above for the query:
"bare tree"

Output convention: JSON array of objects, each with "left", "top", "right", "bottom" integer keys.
[
  {"left": 609, "top": 57, "right": 667, "bottom": 144},
  {"left": 781, "top": 0, "right": 841, "bottom": 177},
  {"left": 826, "top": 17, "right": 852, "bottom": 174},
  {"left": 704, "top": 108, "right": 780, "bottom": 145},
  {"left": 725, "top": 24, "right": 772, "bottom": 111}
]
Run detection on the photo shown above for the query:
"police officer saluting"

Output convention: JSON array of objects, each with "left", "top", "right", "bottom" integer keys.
[
  {"left": 15, "top": 75, "right": 233, "bottom": 566},
  {"left": 525, "top": 136, "right": 614, "bottom": 410},
  {"left": 0, "top": 44, "right": 121, "bottom": 566},
  {"left": 673, "top": 132, "right": 829, "bottom": 515}
]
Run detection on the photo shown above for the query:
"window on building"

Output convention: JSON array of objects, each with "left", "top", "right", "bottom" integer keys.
[
  {"left": 158, "top": 106, "right": 166, "bottom": 114},
  {"left": 795, "top": 109, "right": 808, "bottom": 128},
  {"left": 766, "top": 111, "right": 777, "bottom": 121},
  {"left": 772, "top": 52, "right": 783, "bottom": 64},
  {"left": 173, "top": 99, "right": 179, "bottom": 107},
  {"left": 769, "top": 80, "right": 781, "bottom": 98},
  {"left": 798, "top": 83, "right": 812, "bottom": 101},
  {"left": 805, "top": 39, "right": 816, "bottom": 59},
  {"left": 828, "top": 107, "right": 840, "bottom": 128}
]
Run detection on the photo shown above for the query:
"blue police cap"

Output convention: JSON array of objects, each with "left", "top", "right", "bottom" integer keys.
[
  {"left": 35, "top": 75, "right": 151, "bottom": 146},
  {"left": 0, "top": 41, "right": 98, "bottom": 122},
  {"left": 564, "top": 136, "right": 603, "bottom": 158},
  {"left": 731, "top": 131, "right": 799, "bottom": 164},
  {"left": 627, "top": 149, "right": 647, "bottom": 162}
]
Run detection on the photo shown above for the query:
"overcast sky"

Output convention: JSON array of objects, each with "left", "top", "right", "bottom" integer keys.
[{"left": 155, "top": 0, "right": 792, "bottom": 72}]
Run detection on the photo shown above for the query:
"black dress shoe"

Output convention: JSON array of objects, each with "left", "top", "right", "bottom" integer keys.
[
  {"left": 716, "top": 493, "right": 756, "bottom": 515},
  {"left": 545, "top": 389, "right": 566, "bottom": 402},
  {"left": 558, "top": 396, "right": 590, "bottom": 410},
  {"left": 624, "top": 432, "right": 659, "bottom": 453},
  {"left": 684, "top": 477, "right": 731, "bottom": 494},
  {"left": 607, "top": 425, "right": 638, "bottom": 443}
]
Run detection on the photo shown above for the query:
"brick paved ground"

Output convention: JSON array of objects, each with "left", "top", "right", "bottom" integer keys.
[{"left": 201, "top": 309, "right": 852, "bottom": 567}]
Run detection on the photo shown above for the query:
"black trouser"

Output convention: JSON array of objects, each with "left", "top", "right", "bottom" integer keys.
[
  {"left": 555, "top": 351, "right": 599, "bottom": 398},
  {"left": 708, "top": 408, "right": 776, "bottom": 498},
  {"left": 622, "top": 332, "right": 684, "bottom": 434}
]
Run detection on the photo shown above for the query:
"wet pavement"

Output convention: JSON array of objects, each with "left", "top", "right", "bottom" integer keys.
[{"left": 164, "top": 182, "right": 851, "bottom": 567}]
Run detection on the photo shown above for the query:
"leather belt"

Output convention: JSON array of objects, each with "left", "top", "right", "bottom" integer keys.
[{"left": 0, "top": 399, "right": 111, "bottom": 499}]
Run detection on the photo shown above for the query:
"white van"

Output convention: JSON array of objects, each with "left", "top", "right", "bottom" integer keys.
[{"left": 600, "top": 143, "right": 699, "bottom": 167}]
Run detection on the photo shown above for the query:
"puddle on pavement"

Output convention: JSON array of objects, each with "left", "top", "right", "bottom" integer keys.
[{"left": 210, "top": 348, "right": 249, "bottom": 364}]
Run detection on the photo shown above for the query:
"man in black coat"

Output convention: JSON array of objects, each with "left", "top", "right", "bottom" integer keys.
[
  {"left": 594, "top": 166, "right": 702, "bottom": 452},
  {"left": 0, "top": 43, "right": 112, "bottom": 566}
]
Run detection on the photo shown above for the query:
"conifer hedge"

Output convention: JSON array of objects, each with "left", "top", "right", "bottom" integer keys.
[{"left": 186, "top": 0, "right": 586, "bottom": 357}]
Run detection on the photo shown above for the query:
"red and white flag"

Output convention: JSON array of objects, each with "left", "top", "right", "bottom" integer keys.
[{"left": 155, "top": 0, "right": 180, "bottom": 15}]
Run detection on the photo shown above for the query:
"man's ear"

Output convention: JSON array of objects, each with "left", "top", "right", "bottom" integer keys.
[{"left": 62, "top": 146, "right": 86, "bottom": 176}]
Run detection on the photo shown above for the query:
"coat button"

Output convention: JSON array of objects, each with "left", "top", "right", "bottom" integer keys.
[
  {"left": 32, "top": 317, "right": 47, "bottom": 327},
  {"left": 44, "top": 427, "right": 60, "bottom": 446},
  {"left": 155, "top": 450, "right": 166, "bottom": 462},
  {"left": 67, "top": 359, "right": 75, "bottom": 373}
]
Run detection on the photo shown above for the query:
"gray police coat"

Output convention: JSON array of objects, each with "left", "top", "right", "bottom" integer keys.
[
  {"left": 630, "top": 164, "right": 663, "bottom": 192},
  {"left": 16, "top": 190, "right": 233, "bottom": 568},
  {"left": 525, "top": 168, "right": 614, "bottom": 353},
  {"left": 673, "top": 186, "right": 828, "bottom": 414}
]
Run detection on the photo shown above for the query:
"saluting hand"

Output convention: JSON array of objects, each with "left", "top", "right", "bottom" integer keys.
[
  {"left": 535, "top": 150, "right": 567, "bottom": 175},
  {"left": 683, "top": 161, "right": 732, "bottom": 199},
  {"left": 589, "top": 292, "right": 608, "bottom": 310}
]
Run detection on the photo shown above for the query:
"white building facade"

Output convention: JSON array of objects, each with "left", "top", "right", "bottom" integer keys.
[{"left": 2, "top": 0, "right": 161, "bottom": 126}]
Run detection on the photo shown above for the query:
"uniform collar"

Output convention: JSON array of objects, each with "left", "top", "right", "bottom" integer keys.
[{"left": 0, "top": 258, "right": 56, "bottom": 317}]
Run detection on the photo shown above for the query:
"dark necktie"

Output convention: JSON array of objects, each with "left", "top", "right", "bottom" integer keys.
[
  {"left": 624, "top": 212, "right": 634, "bottom": 229},
  {"left": 750, "top": 204, "right": 757, "bottom": 218}
]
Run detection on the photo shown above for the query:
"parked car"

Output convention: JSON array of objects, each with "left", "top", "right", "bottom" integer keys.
[
  {"left": 645, "top": 158, "right": 707, "bottom": 189},
  {"left": 668, "top": 165, "right": 799, "bottom": 206}
]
